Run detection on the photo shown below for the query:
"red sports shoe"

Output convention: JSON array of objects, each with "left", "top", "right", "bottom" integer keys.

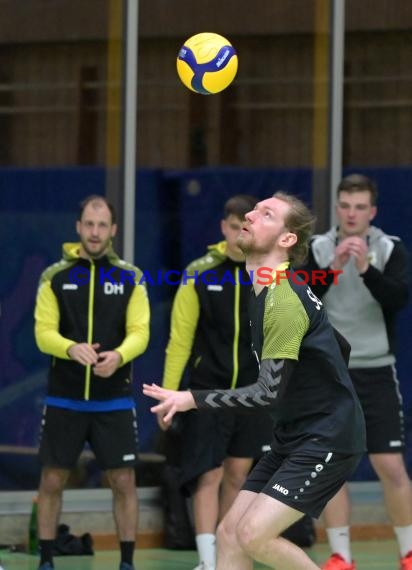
[
  {"left": 321, "top": 553, "right": 356, "bottom": 570},
  {"left": 401, "top": 551, "right": 412, "bottom": 570}
]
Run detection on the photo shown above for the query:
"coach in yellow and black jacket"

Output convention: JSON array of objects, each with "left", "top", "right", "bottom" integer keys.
[
  {"left": 163, "top": 240, "right": 257, "bottom": 392},
  {"left": 35, "top": 241, "right": 149, "bottom": 405},
  {"left": 33, "top": 195, "right": 149, "bottom": 570}
]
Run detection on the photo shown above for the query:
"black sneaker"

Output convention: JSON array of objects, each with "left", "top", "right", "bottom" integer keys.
[{"left": 119, "top": 563, "right": 135, "bottom": 570}]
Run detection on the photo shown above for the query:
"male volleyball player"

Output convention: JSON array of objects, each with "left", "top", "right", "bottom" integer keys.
[{"left": 144, "top": 192, "right": 366, "bottom": 570}]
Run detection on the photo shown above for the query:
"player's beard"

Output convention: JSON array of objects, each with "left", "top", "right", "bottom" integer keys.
[
  {"left": 81, "top": 237, "right": 110, "bottom": 259},
  {"left": 237, "top": 231, "right": 279, "bottom": 256},
  {"left": 237, "top": 232, "right": 252, "bottom": 254}
]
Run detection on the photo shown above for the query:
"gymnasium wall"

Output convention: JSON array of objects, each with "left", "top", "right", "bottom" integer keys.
[{"left": 0, "top": 166, "right": 411, "bottom": 488}]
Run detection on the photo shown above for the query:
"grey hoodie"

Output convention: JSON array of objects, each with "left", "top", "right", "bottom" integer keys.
[{"left": 307, "top": 226, "right": 409, "bottom": 368}]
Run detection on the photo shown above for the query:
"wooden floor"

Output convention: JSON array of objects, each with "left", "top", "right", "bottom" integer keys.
[{"left": 0, "top": 540, "right": 403, "bottom": 569}]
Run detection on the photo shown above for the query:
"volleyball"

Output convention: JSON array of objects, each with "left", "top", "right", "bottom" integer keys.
[{"left": 176, "top": 32, "right": 238, "bottom": 95}]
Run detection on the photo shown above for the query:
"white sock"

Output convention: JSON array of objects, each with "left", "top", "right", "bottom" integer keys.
[
  {"left": 394, "top": 525, "right": 412, "bottom": 557},
  {"left": 195, "top": 533, "right": 216, "bottom": 568},
  {"left": 326, "top": 526, "right": 352, "bottom": 563}
]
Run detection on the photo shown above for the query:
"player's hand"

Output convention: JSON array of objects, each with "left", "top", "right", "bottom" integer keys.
[
  {"left": 143, "top": 383, "right": 196, "bottom": 424},
  {"left": 93, "top": 350, "right": 122, "bottom": 378},
  {"left": 156, "top": 412, "right": 172, "bottom": 431},
  {"left": 331, "top": 239, "right": 352, "bottom": 270},
  {"left": 68, "top": 342, "right": 100, "bottom": 366},
  {"left": 346, "top": 236, "right": 369, "bottom": 273}
]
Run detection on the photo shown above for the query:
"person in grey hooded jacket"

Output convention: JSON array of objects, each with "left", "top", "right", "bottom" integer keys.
[{"left": 303, "top": 173, "right": 412, "bottom": 570}]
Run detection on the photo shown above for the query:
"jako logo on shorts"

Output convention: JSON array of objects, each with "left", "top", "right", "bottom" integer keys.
[{"left": 272, "top": 483, "right": 289, "bottom": 495}]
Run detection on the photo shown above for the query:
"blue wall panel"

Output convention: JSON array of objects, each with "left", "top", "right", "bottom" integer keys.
[
  {"left": 167, "top": 167, "right": 313, "bottom": 267},
  {"left": 0, "top": 166, "right": 411, "bottom": 488}
]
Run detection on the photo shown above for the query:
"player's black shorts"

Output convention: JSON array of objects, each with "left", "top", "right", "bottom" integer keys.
[
  {"left": 350, "top": 365, "right": 404, "bottom": 453},
  {"left": 38, "top": 405, "right": 139, "bottom": 470},
  {"left": 243, "top": 447, "right": 362, "bottom": 519},
  {"left": 179, "top": 409, "right": 273, "bottom": 495}
]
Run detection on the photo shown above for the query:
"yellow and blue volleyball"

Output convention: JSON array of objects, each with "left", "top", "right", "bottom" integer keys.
[{"left": 176, "top": 32, "right": 238, "bottom": 95}]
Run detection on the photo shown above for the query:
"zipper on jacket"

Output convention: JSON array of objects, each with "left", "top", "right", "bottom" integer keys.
[
  {"left": 231, "top": 267, "right": 241, "bottom": 389},
  {"left": 84, "top": 261, "right": 95, "bottom": 400}
]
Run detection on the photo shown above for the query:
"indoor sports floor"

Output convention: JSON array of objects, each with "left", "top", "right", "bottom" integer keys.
[{"left": 0, "top": 540, "right": 403, "bottom": 569}]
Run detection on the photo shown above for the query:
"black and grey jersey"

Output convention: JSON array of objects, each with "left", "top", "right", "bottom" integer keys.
[{"left": 193, "top": 265, "right": 366, "bottom": 455}]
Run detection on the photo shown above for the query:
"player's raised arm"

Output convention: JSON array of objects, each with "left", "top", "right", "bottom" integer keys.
[{"left": 143, "top": 358, "right": 294, "bottom": 422}]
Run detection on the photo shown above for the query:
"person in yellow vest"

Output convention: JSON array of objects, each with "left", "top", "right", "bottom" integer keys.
[{"left": 34, "top": 195, "right": 150, "bottom": 570}]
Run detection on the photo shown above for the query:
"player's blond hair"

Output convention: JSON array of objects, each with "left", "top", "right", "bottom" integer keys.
[{"left": 273, "top": 191, "right": 315, "bottom": 265}]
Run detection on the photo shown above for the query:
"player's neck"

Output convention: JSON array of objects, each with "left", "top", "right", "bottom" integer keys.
[
  {"left": 78, "top": 246, "right": 108, "bottom": 261},
  {"left": 246, "top": 253, "right": 289, "bottom": 294}
]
